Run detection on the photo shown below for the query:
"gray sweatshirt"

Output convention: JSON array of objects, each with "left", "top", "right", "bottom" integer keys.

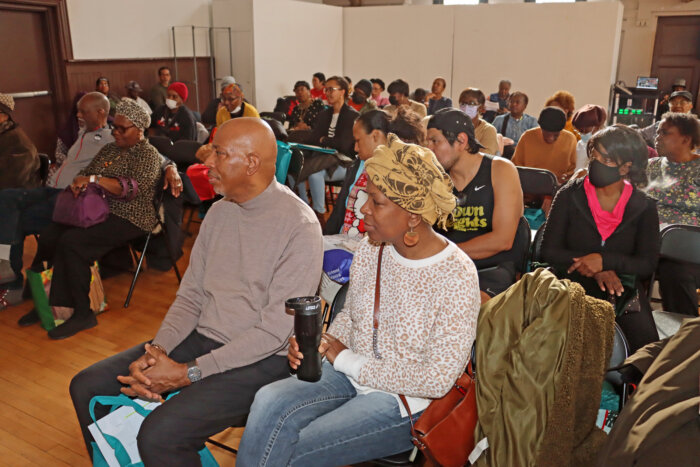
[
  {"left": 153, "top": 180, "right": 323, "bottom": 378},
  {"left": 49, "top": 127, "right": 114, "bottom": 189}
]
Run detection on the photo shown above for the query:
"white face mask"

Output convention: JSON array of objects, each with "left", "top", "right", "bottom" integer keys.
[
  {"left": 230, "top": 105, "right": 242, "bottom": 114},
  {"left": 165, "top": 98, "right": 178, "bottom": 110},
  {"left": 460, "top": 104, "right": 479, "bottom": 119}
]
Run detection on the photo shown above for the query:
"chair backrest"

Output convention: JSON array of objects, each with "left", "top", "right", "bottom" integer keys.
[
  {"left": 515, "top": 216, "right": 532, "bottom": 274},
  {"left": 286, "top": 147, "right": 304, "bottom": 187},
  {"left": 605, "top": 322, "right": 630, "bottom": 387},
  {"left": 658, "top": 224, "right": 700, "bottom": 265},
  {"left": 148, "top": 135, "right": 173, "bottom": 157},
  {"left": 195, "top": 122, "right": 210, "bottom": 144},
  {"left": 328, "top": 282, "right": 349, "bottom": 326},
  {"left": 530, "top": 221, "right": 547, "bottom": 265},
  {"left": 260, "top": 111, "right": 287, "bottom": 124},
  {"left": 516, "top": 166, "right": 558, "bottom": 197},
  {"left": 38, "top": 153, "right": 50, "bottom": 185},
  {"left": 170, "top": 140, "right": 202, "bottom": 171}
]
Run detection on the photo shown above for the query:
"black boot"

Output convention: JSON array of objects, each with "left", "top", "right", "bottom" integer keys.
[{"left": 48, "top": 313, "right": 97, "bottom": 340}]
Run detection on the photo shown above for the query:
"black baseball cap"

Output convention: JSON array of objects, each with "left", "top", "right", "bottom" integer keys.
[
  {"left": 428, "top": 108, "right": 484, "bottom": 149},
  {"left": 670, "top": 90, "right": 693, "bottom": 102}
]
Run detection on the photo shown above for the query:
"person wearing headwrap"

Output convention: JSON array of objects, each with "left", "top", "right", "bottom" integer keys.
[
  {"left": 27, "top": 97, "right": 161, "bottom": 339},
  {"left": 236, "top": 134, "right": 481, "bottom": 467},
  {"left": 512, "top": 106, "right": 577, "bottom": 182},
  {"left": 1, "top": 92, "right": 114, "bottom": 317},
  {"left": 427, "top": 108, "right": 526, "bottom": 300},
  {"left": 572, "top": 104, "right": 607, "bottom": 170},
  {"left": 150, "top": 81, "right": 196, "bottom": 142}
]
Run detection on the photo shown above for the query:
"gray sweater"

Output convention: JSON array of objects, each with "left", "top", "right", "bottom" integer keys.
[{"left": 153, "top": 180, "right": 323, "bottom": 378}]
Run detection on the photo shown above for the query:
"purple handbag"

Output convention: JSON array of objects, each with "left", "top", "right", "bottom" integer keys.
[{"left": 52, "top": 184, "right": 110, "bottom": 228}]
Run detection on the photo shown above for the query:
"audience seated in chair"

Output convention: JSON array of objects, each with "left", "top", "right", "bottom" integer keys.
[
  {"left": 324, "top": 107, "right": 427, "bottom": 237},
  {"left": 483, "top": 79, "right": 511, "bottom": 122},
  {"left": 310, "top": 71, "right": 328, "bottom": 103},
  {"left": 458, "top": 87, "right": 499, "bottom": 156},
  {"left": 491, "top": 91, "right": 538, "bottom": 157},
  {"left": 370, "top": 78, "right": 390, "bottom": 108},
  {"left": 647, "top": 112, "right": 700, "bottom": 316},
  {"left": 426, "top": 77, "right": 452, "bottom": 116},
  {"left": 149, "top": 66, "right": 171, "bottom": 109},
  {"left": 382, "top": 78, "right": 427, "bottom": 119},
  {"left": 150, "top": 82, "right": 197, "bottom": 142},
  {"left": 214, "top": 83, "right": 260, "bottom": 131},
  {"left": 22, "top": 100, "right": 162, "bottom": 339},
  {"left": 541, "top": 125, "right": 660, "bottom": 351},
  {"left": 347, "top": 79, "right": 377, "bottom": 115},
  {"left": 200, "top": 75, "right": 236, "bottom": 126},
  {"left": 0, "top": 93, "right": 112, "bottom": 312},
  {"left": 427, "top": 108, "right": 525, "bottom": 301},
  {"left": 545, "top": 89, "right": 580, "bottom": 141},
  {"left": 512, "top": 106, "right": 577, "bottom": 183},
  {"left": 639, "top": 90, "right": 695, "bottom": 147},
  {"left": 52, "top": 92, "right": 87, "bottom": 179},
  {"left": 0, "top": 92, "right": 40, "bottom": 192},
  {"left": 124, "top": 80, "right": 152, "bottom": 116},
  {"left": 288, "top": 80, "right": 325, "bottom": 131},
  {"left": 95, "top": 76, "right": 121, "bottom": 118},
  {"left": 68, "top": 117, "right": 323, "bottom": 464},
  {"left": 236, "top": 135, "right": 480, "bottom": 467},
  {"left": 295, "top": 76, "right": 359, "bottom": 225},
  {"left": 572, "top": 104, "right": 607, "bottom": 170}
]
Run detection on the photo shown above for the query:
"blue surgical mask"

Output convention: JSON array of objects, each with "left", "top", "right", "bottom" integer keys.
[
  {"left": 460, "top": 104, "right": 479, "bottom": 119},
  {"left": 580, "top": 132, "right": 593, "bottom": 144}
]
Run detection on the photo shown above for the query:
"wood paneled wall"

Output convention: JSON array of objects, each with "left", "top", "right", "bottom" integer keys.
[{"left": 65, "top": 57, "right": 215, "bottom": 115}]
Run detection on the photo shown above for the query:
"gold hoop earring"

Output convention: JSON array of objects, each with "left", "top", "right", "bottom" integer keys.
[{"left": 403, "top": 226, "right": 419, "bottom": 247}]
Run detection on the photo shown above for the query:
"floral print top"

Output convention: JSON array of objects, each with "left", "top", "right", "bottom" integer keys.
[{"left": 646, "top": 156, "right": 700, "bottom": 226}]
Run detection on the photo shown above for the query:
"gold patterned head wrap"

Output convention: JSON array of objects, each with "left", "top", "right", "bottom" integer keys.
[
  {"left": 115, "top": 98, "right": 150, "bottom": 130},
  {"left": 365, "top": 133, "right": 456, "bottom": 229}
]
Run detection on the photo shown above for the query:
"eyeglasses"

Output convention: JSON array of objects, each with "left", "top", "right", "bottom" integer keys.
[
  {"left": 112, "top": 124, "right": 136, "bottom": 134},
  {"left": 324, "top": 87, "right": 341, "bottom": 94},
  {"left": 221, "top": 95, "right": 242, "bottom": 103}
]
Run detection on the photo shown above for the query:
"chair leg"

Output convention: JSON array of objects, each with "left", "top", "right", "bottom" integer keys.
[{"left": 124, "top": 232, "right": 153, "bottom": 308}]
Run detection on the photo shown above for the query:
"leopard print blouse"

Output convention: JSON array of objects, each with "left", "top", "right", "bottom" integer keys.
[
  {"left": 80, "top": 139, "right": 161, "bottom": 232},
  {"left": 328, "top": 238, "right": 481, "bottom": 399}
]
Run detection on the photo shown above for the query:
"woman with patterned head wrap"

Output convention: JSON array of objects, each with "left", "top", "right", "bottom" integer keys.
[
  {"left": 237, "top": 134, "right": 481, "bottom": 467},
  {"left": 28, "top": 99, "right": 161, "bottom": 339}
]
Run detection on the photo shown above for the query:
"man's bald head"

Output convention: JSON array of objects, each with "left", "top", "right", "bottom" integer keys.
[
  {"left": 77, "top": 92, "right": 109, "bottom": 129},
  {"left": 208, "top": 117, "right": 278, "bottom": 202}
]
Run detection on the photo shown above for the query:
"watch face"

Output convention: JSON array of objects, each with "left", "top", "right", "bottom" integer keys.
[{"left": 187, "top": 365, "right": 202, "bottom": 382}]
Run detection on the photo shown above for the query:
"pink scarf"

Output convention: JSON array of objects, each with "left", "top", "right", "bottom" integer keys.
[{"left": 583, "top": 176, "right": 633, "bottom": 242}]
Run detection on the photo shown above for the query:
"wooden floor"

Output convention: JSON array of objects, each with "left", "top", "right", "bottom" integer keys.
[{"left": 0, "top": 223, "right": 242, "bottom": 466}]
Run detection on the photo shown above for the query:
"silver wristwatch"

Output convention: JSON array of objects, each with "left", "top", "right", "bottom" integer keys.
[{"left": 186, "top": 360, "right": 202, "bottom": 383}]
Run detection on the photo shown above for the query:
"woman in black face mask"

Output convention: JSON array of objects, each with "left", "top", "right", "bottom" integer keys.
[{"left": 541, "top": 124, "right": 660, "bottom": 352}]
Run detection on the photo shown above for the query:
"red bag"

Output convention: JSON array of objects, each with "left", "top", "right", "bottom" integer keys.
[{"left": 186, "top": 163, "right": 217, "bottom": 201}]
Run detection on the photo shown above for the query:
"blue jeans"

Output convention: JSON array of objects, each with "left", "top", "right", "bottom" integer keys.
[
  {"left": 236, "top": 362, "right": 418, "bottom": 467},
  {"left": 0, "top": 187, "right": 61, "bottom": 289},
  {"left": 296, "top": 166, "right": 347, "bottom": 214}
]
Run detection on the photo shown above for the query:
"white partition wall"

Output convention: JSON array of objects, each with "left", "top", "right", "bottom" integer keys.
[
  {"left": 252, "top": 0, "right": 344, "bottom": 112},
  {"left": 343, "top": 5, "right": 455, "bottom": 99},
  {"left": 452, "top": 2, "right": 623, "bottom": 116},
  {"left": 343, "top": 2, "right": 624, "bottom": 116}
]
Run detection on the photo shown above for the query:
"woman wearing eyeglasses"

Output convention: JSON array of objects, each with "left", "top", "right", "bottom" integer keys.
[
  {"left": 296, "top": 76, "right": 360, "bottom": 226},
  {"left": 29, "top": 99, "right": 161, "bottom": 339}
]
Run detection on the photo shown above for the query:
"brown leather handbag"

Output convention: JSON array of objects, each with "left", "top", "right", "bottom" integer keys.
[{"left": 373, "top": 244, "right": 479, "bottom": 467}]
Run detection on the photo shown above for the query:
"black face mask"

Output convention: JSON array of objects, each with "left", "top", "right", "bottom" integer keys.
[
  {"left": 388, "top": 95, "right": 399, "bottom": 106},
  {"left": 351, "top": 93, "right": 366, "bottom": 105},
  {"left": 588, "top": 159, "right": 621, "bottom": 187}
]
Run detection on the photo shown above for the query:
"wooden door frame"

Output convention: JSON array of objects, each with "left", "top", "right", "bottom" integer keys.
[{"left": 0, "top": 0, "right": 72, "bottom": 126}]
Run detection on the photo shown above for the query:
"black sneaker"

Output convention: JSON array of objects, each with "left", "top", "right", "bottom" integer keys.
[
  {"left": 18, "top": 308, "right": 40, "bottom": 327},
  {"left": 48, "top": 313, "right": 97, "bottom": 340}
]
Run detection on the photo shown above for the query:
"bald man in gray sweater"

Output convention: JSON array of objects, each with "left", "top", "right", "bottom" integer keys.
[{"left": 69, "top": 118, "right": 323, "bottom": 465}]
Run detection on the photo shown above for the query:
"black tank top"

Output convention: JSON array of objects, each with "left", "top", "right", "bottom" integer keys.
[{"left": 443, "top": 155, "right": 525, "bottom": 269}]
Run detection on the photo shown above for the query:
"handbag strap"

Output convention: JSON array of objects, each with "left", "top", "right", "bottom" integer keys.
[{"left": 373, "top": 243, "right": 385, "bottom": 329}]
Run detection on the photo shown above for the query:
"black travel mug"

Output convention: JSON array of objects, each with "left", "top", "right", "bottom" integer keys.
[{"left": 286, "top": 296, "right": 323, "bottom": 382}]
